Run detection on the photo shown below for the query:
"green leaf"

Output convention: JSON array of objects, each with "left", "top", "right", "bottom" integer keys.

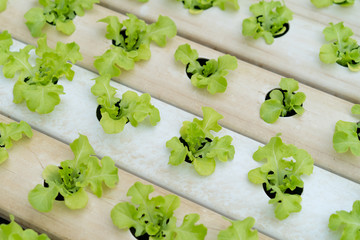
[
  {"left": 329, "top": 200, "right": 360, "bottom": 240},
  {"left": 28, "top": 184, "right": 58, "bottom": 212},
  {"left": 311, "top": 0, "right": 333, "bottom": 8},
  {"left": 0, "top": 0, "right": 7, "bottom": 12},
  {"left": 319, "top": 43, "right": 339, "bottom": 63},
  {"left": 242, "top": 1, "right": 292, "bottom": 44},
  {"left": 56, "top": 19, "right": 76, "bottom": 35},
  {"left": 218, "top": 217, "right": 258, "bottom": 240},
  {"left": 29, "top": 134, "right": 118, "bottom": 212},
  {"left": 111, "top": 202, "right": 144, "bottom": 234},
  {"left": 3, "top": 45, "right": 35, "bottom": 79},
  {"left": 0, "top": 121, "right": 33, "bottom": 164},
  {"left": 100, "top": 112, "right": 128, "bottom": 134},
  {"left": 279, "top": 78, "right": 299, "bottom": 93},
  {"left": 194, "top": 106, "right": 223, "bottom": 133},
  {"left": 178, "top": 0, "right": 239, "bottom": 13},
  {"left": 147, "top": 15, "right": 177, "bottom": 47},
  {"left": 98, "top": 16, "right": 124, "bottom": 45},
  {"left": 249, "top": 135, "right": 313, "bottom": 220},
  {"left": 163, "top": 213, "right": 207, "bottom": 240},
  {"left": 333, "top": 120, "right": 360, "bottom": 156},
  {"left": 174, "top": 43, "right": 198, "bottom": 66},
  {"left": 260, "top": 99, "right": 284, "bottom": 123},
  {"left": 193, "top": 156, "right": 216, "bottom": 176},
  {"left": 204, "top": 136, "right": 235, "bottom": 162},
  {"left": 0, "top": 30, "right": 12, "bottom": 64},
  {"left": 0, "top": 215, "right": 51, "bottom": 240},
  {"left": 166, "top": 137, "right": 188, "bottom": 165},
  {"left": 24, "top": 8, "right": 46, "bottom": 37},
  {"left": 351, "top": 104, "right": 360, "bottom": 115}
]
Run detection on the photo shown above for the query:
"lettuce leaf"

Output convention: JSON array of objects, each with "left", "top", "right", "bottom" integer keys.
[
  {"left": 0, "top": 32, "right": 82, "bottom": 114},
  {"left": 0, "top": 121, "right": 33, "bottom": 164},
  {"left": 320, "top": 22, "right": 360, "bottom": 71},
  {"left": 248, "top": 134, "right": 314, "bottom": 220},
  {"left": 166, "top": 107, "right": 234, "bottom": 176},
  {"left": 174, "top": 44, "right": 237, "bottom": 94},
  {"left": 333, "top": 104, "right": 360, "bottom": 156},
  {"left": 260, "top": 78, "right": 306, "bottom": 123},
  {"left": 329, "top": 200, "right": 360, "bottom": 240},
  {"left": 111, "top": 182, "right": 207, "bottom": 239},
  {"left": 24, "top": 0, "right": 99, "bottom": 37},
  {"left": 95, "top": 14, "right": 176, "bottom": 77},
  {"left": 311, "top": 0, "right": 355, "bottom": 8},
  {"left": 28, "top": 134, "right": 119, "bottom": 212},
  {"left": 218, "top": 217, "right": 258, "bottom": 240},
  {"left": 0, "top": 0, "right": 7, "bottom": 12},
  {"left": 0, "top": 215, "right": 50, "bottom": 240},
  {"left": 242, "top": 0, "right": 293, "bottom": 44},
  {"left": 91, "top": 75, "right": 160, "bottom": 134},
  {"left": 177, "top": 0, "right": 239, "bottom": 14}
]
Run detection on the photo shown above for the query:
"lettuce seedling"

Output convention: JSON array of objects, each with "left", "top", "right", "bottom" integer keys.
[
  {"left": 319, "top": 22, "right": 360, "bottom": 71},
  {"left": 91, "top": 74, "right": 160, "bottom": 134},
  {"left": 0, "top": 31, "right": 82, "bottom": 114},
  {"left": 333, "top": 104, "right": 360, "bottom": 156},
  {"left": 329, "top": 200, "right": 360, "bottom": 240},
  {"left": 94, "top": 14, "right": 177, "bottom": 78},
  {"left": 311, "top": 0, "right": 354, "bottom": 8},
  {"left": 177, "top": 0, "right": 239, "bottom": 14},
  {"left": 111, "top": 181, "right": 207, "bottom": 239},
  {"left": 242, "top": 0, "right": 293, "bottom": 44},
  {"left": 24, "top": 0, "right": 99, "bottom": 37},
  {"left": 218, "top": 217, "right": 258, "bottom": 240},
  {"left": 260, "top": 78, "right": 306, "bottom": 124},
  {"left": 0, "top": 0, "right": 7, "bottom": 12},
  {"left": 0, "top": 121, "right": 33, "bottom": 164},
  {"left": 28, "top": 134, "right": 119, "bottom": 212},
  {"left": 174, "top": 44, "right": 238, "bottom": 94},
  {"left": 166, "top": 107, "right": 234, "bottom": 176},
  {"left": 248, "top": 134, "right": 314, "bottom": 220},
  {"left": 0, "top": 215, "right": 50, "bottom": 240}
]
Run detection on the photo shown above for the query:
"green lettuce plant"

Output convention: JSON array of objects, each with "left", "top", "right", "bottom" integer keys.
[
  {"left": 329, "top": 200, "right": 360, "bottom": 240},
  {"left": 91, "top": 74, "right": 160, "bottom": 134},
  {"left": 333, "top": 104, "right": 360, "bottom": 155},
  {"left": 0, "top": 121, "right": 33, "bottom": 164},
  {"left": 176, "top": 0, "right": 239, "bottom": 14},
  {"left": 24, "top": 0, "right": 99, "bottom": 37},
  {"left": 166, "top": 107, "right": 234, "bottom": 176},
  {"left": 248, "top": 134, "right": 314, "bottom": 220},
  {"left": 218, "top": 217, "right": 258, "bottom": 240},
  {"left": 0, "top": 0, "right": 7, "bottom": 12},
  {"left": 0, "top": 31, "right": 82, "bottom": 114},
  {"left": 174, "top": 44, "right": 238, "bottom": 94},
  {"left": 0, "top": 215, "right": 50, "bottom": 240},
  {"left": 260, "top": 78, "right": 306, "bottom": 124},
  {"left": 319, "top": 22, "right": 360, "bottom": 71},
  {"left": 28, "top": 134, "right": 119, "bottom": 212},
  {"left": 111, "top": 181, "right": 207, "bottom": 239},
  {"left": 242, "top": 0, "right": 293, "bottom": 44},
  {"left": 311, "top": 0, "right": 355, "bottom": 8},
  {"left": 94, "top": 14, "right": 177, "bottom": 77}
]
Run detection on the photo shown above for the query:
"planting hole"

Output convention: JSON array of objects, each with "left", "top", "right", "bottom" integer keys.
[
  {"left": 43, "top": 166, "right": 64, "bottom": 201},
  {"left": 179, "top": 137, "right": 212, "bottom": 163},
  {"left": 357, "top": 122, "right": 360, "bottom": 141},
  {"left": 265, "top": 88, "right": 299, "bottom": 117},
  {"left": 262, "top": 171, "right": 303, "bottom": 200},
  {"left": 185, "top": 58, "right": 210, "bottom": 79},
  {"left": 0, "top": 217, "right": 10, "bottom": 224},
  {"left": 130, "top": 227, "right": 150, "bottom": 240},
  {"left": 112, "top": 29, "right": 140, "bottom": 50},
  {"left": 256, "top": 15, "right": 290, "bottom": 38},
  {"left": 46, "top": 11, "right": 76, "bottom": 25}
]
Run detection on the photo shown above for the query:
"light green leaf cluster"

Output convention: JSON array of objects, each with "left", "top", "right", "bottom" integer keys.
[
  {"left": 0, "top": 215, "right": 50, "bottom": 240},
  {"left": 24, "top": 0, "right": 99, "bottom": 37},
  {"left": 218, "top": 217, "right": 258, "bottom": 240},
  {"left": 311, "top": 0, "right": 355, "bottom": 8},
  {"left": 319, "top": 22, "right": 360, "bottom": 71},
  {"left": 136, "top": 0, "right": 149, "bottom": 2},
  {"left": 248, "top": 135, "right": 314, "bottom": 220},
  {"left": 177, "top": 0, "right": 239, "bottom": 14},
  {"left": 333, "top": 104, "right": 360, "bottom": 155},
  {"left": 111, "top": 181, "right": 207, "bottom": 239},
  {"left": 28, "top": 134, "right": 119, "bottom": 212},
  {"left": 0, "top": 31, "right": 82, "bottom": 114},
  {"left": 95, "top": 14, "right": 177, "bottom": 77},
  {"left": 260, "top": 78, "right": 305, "bottom": 124},
  {"left": 0, "top": 0, "right": 7, "bottom": 12},
  {"left": 329, "top": 200, "right": 360, "bottom": 240},
  {"left": 174, "top": 44, "right": 237, "bottom": 94},
  {"left": 242, "top": 0, "right": 293, "bottom": 44},
  {"left": 0, "top": 121, "right": 33, "bottom": 164},
  {"left": 91, "top": 75, "right": 160, "bottom": 134},
  {"left": 166, "top": 107, "right": 234, "bottom": 176}
]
